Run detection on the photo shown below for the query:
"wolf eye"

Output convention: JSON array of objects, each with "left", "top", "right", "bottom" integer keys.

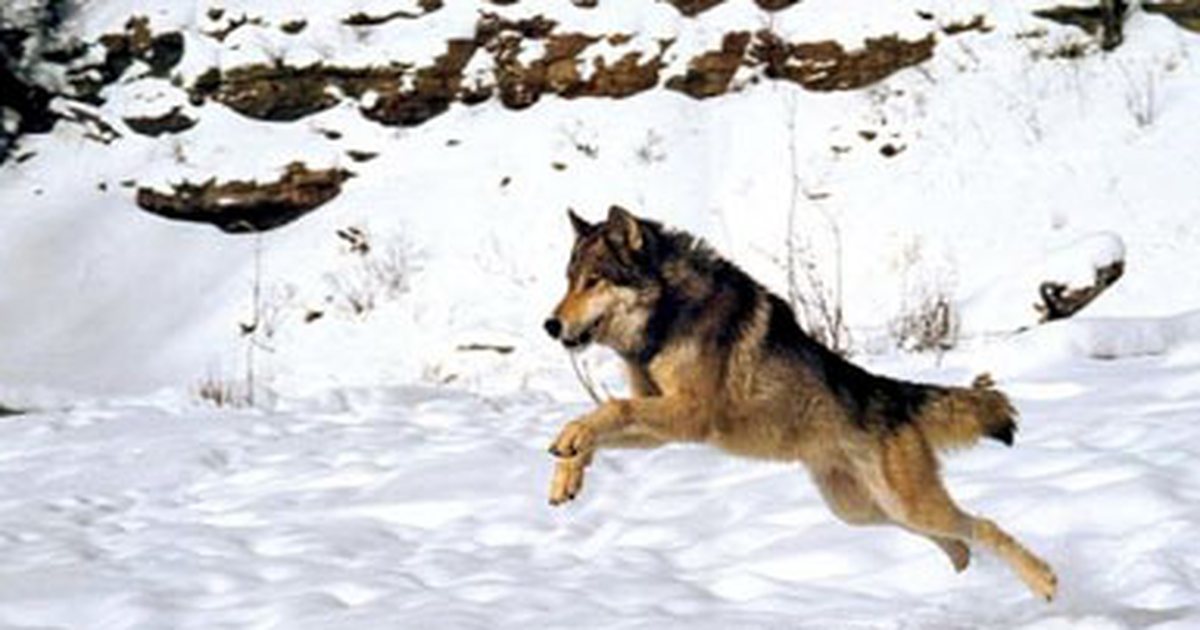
[{"left": 582, "top": 275, "right": 601, "bottom": 289}]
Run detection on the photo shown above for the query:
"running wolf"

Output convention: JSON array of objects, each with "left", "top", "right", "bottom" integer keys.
[{"left": 543, "top": 206, "right": 1057, "bottom": 601}]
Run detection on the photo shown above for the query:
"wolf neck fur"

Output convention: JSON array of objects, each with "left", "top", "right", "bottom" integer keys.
[{"left": 630, "top": 228, "right": 762, "bottom": 365}]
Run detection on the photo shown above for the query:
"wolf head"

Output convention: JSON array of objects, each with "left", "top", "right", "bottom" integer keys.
[{"left": 544, "top": 206, "right": 665, "bottom": 356}]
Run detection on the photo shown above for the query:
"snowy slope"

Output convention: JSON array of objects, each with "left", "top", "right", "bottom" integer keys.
[
  {"left": 1, "top": 0, "right": 1199, "bottom": 627},
  {"left": 1, "top": 0, "right": 1199, "bottom": 398}
]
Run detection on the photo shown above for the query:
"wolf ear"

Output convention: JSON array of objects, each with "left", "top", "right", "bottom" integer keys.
[
  {"left": 606, "top": 205, "right": 644, "bottom": 252},
  {"left": 567, "top": 208, "right": 593, "bottom": 238}
]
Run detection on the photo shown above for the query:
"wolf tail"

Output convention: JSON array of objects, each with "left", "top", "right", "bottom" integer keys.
[{"left": 916, "top": 373, "right": 1018, "bottom": 450}]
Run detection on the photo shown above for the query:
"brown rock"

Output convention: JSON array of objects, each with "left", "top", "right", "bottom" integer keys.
[
  {"left": 666, "top": 31, "right": 751, "bottom": 99},
  {"left": 136, "top": 163, "right": 354, "bottom": 233},
  {"left": 752, "top": 31, "right": 935, "bottom": 92},
  {"left": 664, "top": 0, "right": 726, "bottom": 16},
  {"left": 123, "top": 106, "right": 198, "bottom": 136},
  {"left": 365, "top": 39, "right": 478, "bottom": 126},
  {"left": 1144, "top": 1, "right": 1200, "bottom": 32},
  {"left": 754, "top": 0, "right": 801, "bottom": 9},
  {"left": 1037, "top": 260, "right": 1125, "bottom": 323}
]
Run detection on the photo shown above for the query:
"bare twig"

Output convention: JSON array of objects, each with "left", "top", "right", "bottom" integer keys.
[{"left": 568, "top": 352, "right": 603, "bottom": 405}]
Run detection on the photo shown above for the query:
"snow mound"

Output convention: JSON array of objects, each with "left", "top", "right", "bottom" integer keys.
[{"left": 972, "top": 309, "right": 1200, "bottom": 378}]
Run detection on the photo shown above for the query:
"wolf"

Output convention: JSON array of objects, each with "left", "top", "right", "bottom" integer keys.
[{"left": 543, "top": 206, "right": 1058, "bottom": 601}]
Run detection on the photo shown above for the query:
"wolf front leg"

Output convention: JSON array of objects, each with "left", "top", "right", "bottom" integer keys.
[
  {"left": 547, "top": 397, "right": 708, "bottom": 505},
  {"left": 548, "top": 397, "right": 708, "bottom": 458},
  {"left": 548, "top": 426, "right": 668, "bottom": 505}
]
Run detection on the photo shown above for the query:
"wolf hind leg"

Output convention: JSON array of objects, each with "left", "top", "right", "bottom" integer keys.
[
  {"left": 863, "top": 427, "right": 1057, "bottom": 600},
  {"left": 929, "top": 536, "right": 971, "bottom": 573},
  {"left": 814, "top": 467, "right": 888, "bottom": 525},
  {"left": 814, "top": 467, "right": 971, "bottom": 572}
]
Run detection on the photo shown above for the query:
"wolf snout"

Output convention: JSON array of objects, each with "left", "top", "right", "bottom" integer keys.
[{"left": 543, "top": 318, "right": 563, "bottom": 340}]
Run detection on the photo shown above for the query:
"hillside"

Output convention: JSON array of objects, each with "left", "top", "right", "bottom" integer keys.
[{"left": 0, "top": 1, "right": 1199, "bottom": 628}]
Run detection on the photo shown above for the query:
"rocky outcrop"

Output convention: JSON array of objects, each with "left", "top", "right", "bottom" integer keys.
[
  {"left": 193, "top": 12, "right": 941, "bottom": 124},
  {"left": 1144, "top": 1, "right": 1200, "bottom": 32},
  {"left": 190, "top": 63, "right": 410, "bottom": 122},
  {"left": 666, "top": 32, "right": 752, "bottom": 98},
  {"left": 1033, "top": 2, "right": 1128, "bottom": 50},
  {"left": 664, "top": 0, "right": 801, "bottom": 16},
  {"left": 2, "top": 15, "right": 184, "bottom": 162},
  {"left": 4, "top": 3, "right": 963, "bottom": 229},
  {"left": 664, "top": 0, "right": 727, "bottom": 16},
  {"left": 70, "top": 17, "right": 184, "bottom": 101},
  {"left": 365, "top": 39, "right": 480, "bottom": 125},
  {"left": 136, "top": 163, "right": 353, "bottom": 233},
  {"left": 667, "top": 30, "right": 937, "bottom": 98},
  {"left": 752, "top": 32, "right": 936, "bottom": 92},
  {"left": 1, "top": 50, "right": 58, "bottom": 137},
  {"left": 1036, "top": 259, "right": 1125, "bottom": 323},
  {"left": 124, "top": 106, "right": 198, "bottom": 136}
]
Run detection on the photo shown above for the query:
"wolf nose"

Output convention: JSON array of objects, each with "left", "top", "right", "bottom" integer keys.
[{"left": 543, "top": 318, "right": 563, "bottom": 339}]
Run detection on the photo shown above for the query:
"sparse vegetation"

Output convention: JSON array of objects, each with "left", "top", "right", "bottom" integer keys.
[
  {"left": 891, "top": 289, "right": 959, "bottom": 352},
  {"left": 194, "top": 372, "right": 253, "bottom": 407},
  {"left": 889, "top": 239, "right": 959, "bottom": 353},
  {"left": 326, "top": 226, "right": 413, "bottom": 317},
  {"left": 635, "top": 129, "right": 667, "bottom": 164},
  {"left": 1119, "top": 61, "right": 1159, "bottom": 128},
  {"left": 781, "top": 95, "right": 849, "bottom": 355}
]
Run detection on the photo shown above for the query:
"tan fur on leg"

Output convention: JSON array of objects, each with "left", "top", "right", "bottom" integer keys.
[
  {"left": 816, "top": 467, "right": 972, "bottom": 572},
  {"left": 549, "top": 453, "right": 590, "bottom": 505},
  {"left": 861, "top": 427, "right": 1056, "bottom": 600}
]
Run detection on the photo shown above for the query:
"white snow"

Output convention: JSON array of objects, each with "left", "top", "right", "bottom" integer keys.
[
  {"left": 1, "top": 0, "right": 1199, "bottom": 627},
  {"left": 1, "top": 338, "right": 1199, "bottom": 628}
]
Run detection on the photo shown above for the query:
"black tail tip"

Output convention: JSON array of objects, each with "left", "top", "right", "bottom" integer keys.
[{"left": 988, "top": 423, "right": 1016, "bottom": 447}]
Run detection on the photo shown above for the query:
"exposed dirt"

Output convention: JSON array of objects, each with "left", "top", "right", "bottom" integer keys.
[{"left": 136, "top": 163, "right": 354, "bottom": 233}]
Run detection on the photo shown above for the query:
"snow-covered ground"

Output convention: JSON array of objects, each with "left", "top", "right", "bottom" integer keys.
[
  {"left": 1, "top": 331, "right": 1198, "bottom": 629},
  {"left": 1, "top": 0, "right": 1199, "bottom": 627}
]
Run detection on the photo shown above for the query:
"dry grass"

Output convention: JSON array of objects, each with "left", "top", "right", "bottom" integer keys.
[
  {"left": 890, "top": 290, "right": 959, "bottom": 352},
  {"left": 194, "top": 375, "right": 252, "bottom": 408}
]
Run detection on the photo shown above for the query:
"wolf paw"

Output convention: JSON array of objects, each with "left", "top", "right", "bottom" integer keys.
[
  {"left": 549, "top": 420, "right": 595, "bottom": 458},
  {"left": 1020, "top": 555, "right": 1058, "bottom": 602},
  {"left": 548, "top": 457, "right": 587, "bottom": 506},
  {"left": 1027, "top": 556, "right": 1056, "bottom": 602}
]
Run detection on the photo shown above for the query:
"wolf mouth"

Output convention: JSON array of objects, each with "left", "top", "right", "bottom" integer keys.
[{"left": 562, "top": 318, "right": 601, "bottom": 350}]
